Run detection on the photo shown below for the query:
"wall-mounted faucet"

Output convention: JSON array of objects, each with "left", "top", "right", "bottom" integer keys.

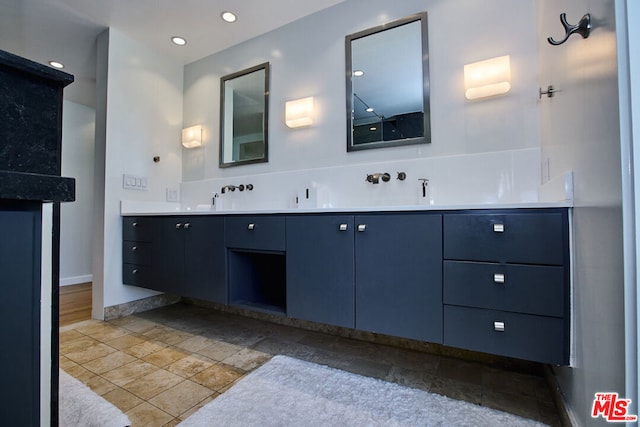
[
  {"left": 221, "top": 184, "right": 254, "bottom": 193},
  {"left": 366, "top": 172, "right": 391, "bottom": 184},
  {"left": 221, "top": 185, "right": 236, "bottom": 193}
]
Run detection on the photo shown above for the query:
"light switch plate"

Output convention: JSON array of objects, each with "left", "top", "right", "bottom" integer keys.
[{"left": 123, "top": 174, "right": 148, "bottom": 191}]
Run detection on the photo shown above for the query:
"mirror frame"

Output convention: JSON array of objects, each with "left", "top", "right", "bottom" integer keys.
[
  {"left": 345, "top": 12, "right": 430, "bottom": 152},
  {"left": 219, "top": 62, "right": 270, "bottom": 168}
]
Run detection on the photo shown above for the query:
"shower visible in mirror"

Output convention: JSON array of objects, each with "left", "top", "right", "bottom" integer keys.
[
  {"left": 346, "top": 12, "right": 430, "bottom": 151},
  {"left": 220, "top": 62, "right": 269, "bottom": 168}
]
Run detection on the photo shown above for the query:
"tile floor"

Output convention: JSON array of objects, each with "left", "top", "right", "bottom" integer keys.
[{"left": 60, "top": 302, "right": 563, "bottom": 426}]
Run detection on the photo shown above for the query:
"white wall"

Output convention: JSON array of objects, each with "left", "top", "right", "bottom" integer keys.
[
  {"left": 60, "top": 100, "right": 95, "bottom": 286},
  {"left": 93, "top": 28, "right": 184, "bottom": 317},
  {"left": 182, "top": 0, "right": 540, "bottom": 184},
  {"left": 537, "top": 1, "right": 625, "bottom": 425}
]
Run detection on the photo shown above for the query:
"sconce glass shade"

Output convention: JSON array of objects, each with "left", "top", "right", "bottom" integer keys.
[
  {"left": 285, "top": 97, "right": 314, "bottom": 128},
  {"left": 464, "top": 55, "right": 511, "bottom": 100},
  {"left": 182, "top": 125, "right": 202, "bottom": 148}
]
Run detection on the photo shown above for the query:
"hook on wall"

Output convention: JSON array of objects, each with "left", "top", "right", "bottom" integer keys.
[
  {"left": 547, "top": 13, "right": 591, "bottom": 46},
  {"left": 539, "top": 85, "right": 558, "bottom": 99}
]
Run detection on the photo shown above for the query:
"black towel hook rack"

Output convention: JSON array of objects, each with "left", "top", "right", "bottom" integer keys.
[{"left": 547, "top": 13, "right": 591, "bottom": 46}]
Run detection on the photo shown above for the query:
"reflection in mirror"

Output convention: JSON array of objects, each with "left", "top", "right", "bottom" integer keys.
[
  {"left": 220, "top": 63, "right": 269, "bottom": 167},
  {"left": 346, "top": 13, "right": 430, "bottom": 151}
]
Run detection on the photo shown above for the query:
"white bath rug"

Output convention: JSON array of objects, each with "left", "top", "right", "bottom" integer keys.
[
  {"left": 59, "top": 369, "right": 130, "bottom": 427},
  {"left": 179, "top": 355, "right": 547, "bottom": 426}
]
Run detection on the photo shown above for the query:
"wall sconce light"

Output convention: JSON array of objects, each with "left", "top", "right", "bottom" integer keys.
[
  {"left": 464, "top": 55, "right": 511, "bottom": 100},
  {"left": 285, "top": 96, "right": 314, "bottom": 128},
  {"left": 181, "top": 125, "right": 202, "bottom": 148}
]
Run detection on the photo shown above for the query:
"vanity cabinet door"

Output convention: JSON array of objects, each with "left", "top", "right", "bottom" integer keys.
[
  {"left": 286, "top": 215, "right": 355, "bottom": 328},
  {"left": 355, "top": 213, "right": 443, "bottom": 343},
  {"left": 158, "top": 216, "right": 226, "bottom": 303}
]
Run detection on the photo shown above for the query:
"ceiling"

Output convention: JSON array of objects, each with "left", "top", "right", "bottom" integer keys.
[{"left": 0, "top": 0, "right": 346, "bottom": 107}]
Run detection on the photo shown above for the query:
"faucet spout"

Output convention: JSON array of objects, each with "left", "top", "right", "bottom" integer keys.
[
  {"left": 221, "top": 185, "right": 236, "bottom": 194},
  {"left": 366, "top": 172, "right": 390, "bottom": 184}
]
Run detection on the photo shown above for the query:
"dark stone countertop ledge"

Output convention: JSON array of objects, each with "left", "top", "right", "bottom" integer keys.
[{"left": 0, "top": 170, "right": 75, "bottom": 202}]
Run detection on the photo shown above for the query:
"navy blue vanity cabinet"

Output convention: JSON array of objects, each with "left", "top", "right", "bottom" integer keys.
[
  {"left": 286, "top": 213, "right": 443, "bottom": 342},
  {"left": 286, "top": 215, "right": 355, "bottom": 328},
  {"left": 355, "top": 213, "right": 443, "bottom": 343},
  {"left": 123, "top": 216, "right": 226, "bottom": 303},
  {"left": 122, "top": 216, "right": 160, "bottom": 288},
  {"left": 225, "top": 215, "right": 287, "bottom": 314},
  {"left": 158, "top": 216, "right": 226, "bottom": 303},
  {"left": 443, "top": 209, "right": 570, "bottom": 364},
  {"left": 1, "top": 49, "right": 75, "bottom": 425}
]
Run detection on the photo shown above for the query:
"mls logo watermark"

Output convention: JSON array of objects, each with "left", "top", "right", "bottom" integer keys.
[{"left": 592, "top": 392, "right": 638, "bottom": 422}]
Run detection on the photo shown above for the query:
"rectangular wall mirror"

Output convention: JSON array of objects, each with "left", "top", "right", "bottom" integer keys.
[
  {"left": 220, "top": 62, "right": 269, "bottom": 168},
  {"left": 346, "top": 12, "right": 430, "bottom": 152}
]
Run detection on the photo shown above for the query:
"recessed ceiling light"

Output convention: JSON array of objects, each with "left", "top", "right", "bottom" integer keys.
[
  {"left": 221, "top": 11, "right": 237, "bottom": 23},
  {"left": 171, "top": 36, "right": 187, "bottom": 46},
  {"left": 49, "top": 61, "right": 64, "bottom": 69},
  {"left": 353, "top": 70, "right": 364, "bottom": 77},
  {"left": 366, "top": 107, "right": 374, "bottom": 112}
]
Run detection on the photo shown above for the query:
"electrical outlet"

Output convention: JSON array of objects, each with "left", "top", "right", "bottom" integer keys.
[{"left": 166, "top": 187, "right": 179, "bottom": 202}]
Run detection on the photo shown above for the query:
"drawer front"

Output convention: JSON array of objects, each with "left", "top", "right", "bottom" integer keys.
[
  {"left": 225, "top": 216, "right": 285, "bottom": 251},
  {"left": 443, "top": 212, "right": 565, "bottom": 265},
  {"left": 122, "top": 241, "right": 152, "bottom": 265},
  {"left": 123, "top": 263, "right": 152, "bottom": 287},
  {"left": 443, "top": 261, "right": 565, "bottom": 317},
  {"left": 444, "top": 305, "right": 567, "bottom": 365},
  {"left": 123, "top": 217, "right": 156, "bottom": 242}
]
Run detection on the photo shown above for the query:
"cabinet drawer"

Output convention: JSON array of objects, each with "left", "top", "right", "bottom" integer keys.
[
  {"left": 444, "top": 305, "right": 567, "bottom": 364},
  {"left": 123, "top": 217, "right": 156, "bottom": 242},
  {"left": 443, "top": 261, "right": 565, "bottom": 317},
  {"left": 443, "top": 212, "right": 565, "bottom": 265},
  {"left": 123, "top": 263, "right": 152, "bottom": 287},
  {"left": 122, "top": 241, "right": 152, "bottom": 266},
  {"left": 225, "top": 216, "right": 285, "bottom": 251}
]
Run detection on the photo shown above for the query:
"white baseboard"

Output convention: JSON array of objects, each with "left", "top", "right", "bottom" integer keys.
[{"left": 60, "top": 274, "right": 93, "bottom": 286}]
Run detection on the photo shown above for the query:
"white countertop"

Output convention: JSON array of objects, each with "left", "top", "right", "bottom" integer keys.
[{"left": 121, "top": 200, "right": 574, "bottom": 216}]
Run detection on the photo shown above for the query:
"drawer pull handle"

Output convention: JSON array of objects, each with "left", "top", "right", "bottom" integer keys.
[
  {"left": 184, "top": 223, "right": 191, "bottom": 229},
  {"left": 131, "top": 246, "right": 137, "bottom": 252},
  {"left": 132, "top": 269, "right": 138, "bottom": 275},
  {"left": 494, "top": 321, "right": 505, "bottom": 332},
  {"left": 132, "top": 222, "right": 138, "bottom": 228},
  {"left": 175, "top": 223, "right": 182, "bottom": 229},
  {"left": 493, "top": 273, "right": 505, "bottom": 283},
  {"left": 358, "top": 224, "right": 367, "bottom": 232},
  {"left": 493, "top": 223, "right": 505, "bottom": 233},
  {"left": 339, "top": 224, "right": 348, "bottom": 231},
  {"left": 248, "top": 223, "right": 255, "bottom": 230}
]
